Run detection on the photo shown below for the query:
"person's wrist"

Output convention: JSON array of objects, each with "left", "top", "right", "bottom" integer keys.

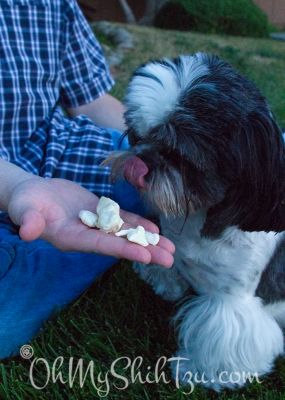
[{"left": 0, "top": 159, "right": 40, "bottom": 212}]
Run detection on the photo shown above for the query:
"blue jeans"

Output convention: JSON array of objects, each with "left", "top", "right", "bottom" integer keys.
[{"left": 0, "top": 129, "right": 144, "bottom": 359}]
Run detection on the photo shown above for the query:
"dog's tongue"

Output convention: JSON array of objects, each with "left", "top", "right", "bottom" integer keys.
[{"left": 124, "top": 156, "right": 149, "bottom": 190}]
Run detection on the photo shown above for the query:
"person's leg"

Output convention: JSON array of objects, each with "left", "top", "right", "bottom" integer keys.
[{"left": 0, "top": 214, "right": 116, "bottom": 359}]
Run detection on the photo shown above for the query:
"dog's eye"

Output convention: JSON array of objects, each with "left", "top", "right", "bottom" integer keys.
[{"left": 128, "top": 135, "right": 138, "bottom": 146}]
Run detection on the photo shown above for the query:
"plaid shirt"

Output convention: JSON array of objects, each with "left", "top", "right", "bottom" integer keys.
[{"left": 0, "top": 0, "right": 115, "bottom": 196}]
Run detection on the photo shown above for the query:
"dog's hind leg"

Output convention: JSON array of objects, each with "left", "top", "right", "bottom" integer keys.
[
  {"left": 133, "top": 261, "right": 192, "bottom": 302},
  {"left": 171, "top": 293, "right": 284, "bottom": 391}
]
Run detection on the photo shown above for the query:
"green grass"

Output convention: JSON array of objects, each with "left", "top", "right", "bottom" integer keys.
[
  {"left": 2, "top": 263, "right": 285, "bottom": 399},
  {"left": 1, "top": 25, "right": 285, "bottom": 400},
  {"left": 92, "top": 28, "right": 116, "bottom": 50}
]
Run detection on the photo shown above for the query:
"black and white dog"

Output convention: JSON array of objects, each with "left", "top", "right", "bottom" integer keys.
[{"left": 108, "top": 52, "right": 285, "bottom": 391}]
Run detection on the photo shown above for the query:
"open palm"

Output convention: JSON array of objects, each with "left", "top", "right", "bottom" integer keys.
[{"left": 8, "top": 177, "right": 175, "bottom": 267}]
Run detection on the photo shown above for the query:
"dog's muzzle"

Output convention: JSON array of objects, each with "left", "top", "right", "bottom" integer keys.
[{"left": 124, "top": 156, "right": 149, "bottom": 190}]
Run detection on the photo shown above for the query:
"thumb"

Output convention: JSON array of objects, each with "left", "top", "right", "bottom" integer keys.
[{"left": 19, "top": 208, "right": 46, "bottom": 242}]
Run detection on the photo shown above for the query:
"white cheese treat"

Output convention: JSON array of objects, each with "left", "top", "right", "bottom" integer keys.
[
  {"left": 127, "top": 226, "right": 149, "bottom": 247},
  {"left": 79, "top": 197, "right": 124, "bottom": 233},
  {"left": 145, "top": 231, "right": 160, "bottom": 246},
  {"left": 115, "top": 228, "right": 134, "bottom": 237},
  {"left": 79, "top": 210, "right": 99, "bottom": 228},
  {"left": 97, "top": 209, "right": 124, "bottom": 233},
  {"left": 96, "top": 196, "right": 119, "bottom": 215},
  {"left": 96, "top": 196, "right": 124, "bottom": 233},
  {"left": 79, "top": 198, "right": 158, "bottom": 243},
  {"left": 115, "top": 227, "right": 160, "bottom": 246}
]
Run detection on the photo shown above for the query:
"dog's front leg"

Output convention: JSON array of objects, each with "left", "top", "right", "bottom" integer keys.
[
  {"left": 132, "top": 214, "right": 195, "bottom": 302},
  {"left": 133, "top": 261, "right": 191, "bottom": 302}
]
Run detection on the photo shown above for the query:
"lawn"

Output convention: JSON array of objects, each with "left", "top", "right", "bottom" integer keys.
[{"left": 1, "top": 25, "right": 285, "bottom": 400}]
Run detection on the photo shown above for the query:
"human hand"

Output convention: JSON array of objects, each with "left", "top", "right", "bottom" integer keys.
[{"left": 8, "top": 177, "right": 175, "bottom": 267}]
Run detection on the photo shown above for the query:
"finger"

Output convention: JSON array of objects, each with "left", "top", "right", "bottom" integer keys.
[
  {"left": 93, "top": 232, "right": 151, "bottom": 263},
  {"left": 156, "top": 236, "right": 175, "bottom": 254},
  {"left": 146, "top": 245, "right": 174, "bottom": 268},
  {"left": 119, "top": 216, "right": 175, "bottom": 255},
  {"left": 19, "top": 208, "right": 46, "bottom": 242},
  {"left": 92, "top": 232, "right": 174, "bottom": 267},
  {"left": 59, "top": 227, "right": 153, "bottom": 264},
  {"left": 120, "top": 210, "right": 160, "bottom": 234}
]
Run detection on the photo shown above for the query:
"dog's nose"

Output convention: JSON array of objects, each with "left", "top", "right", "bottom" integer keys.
[{"left": 124, "top": 156, "right": 149, "bottom": 190}]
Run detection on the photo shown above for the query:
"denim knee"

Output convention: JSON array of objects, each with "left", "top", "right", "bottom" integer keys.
[{"left": 0, "top": 217, "right": 116, "bottom": 359}]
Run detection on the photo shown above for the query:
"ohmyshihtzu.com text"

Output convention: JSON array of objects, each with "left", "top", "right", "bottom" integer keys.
[{"left": 25, "top": 353, "right": 263, "bottom": 394}]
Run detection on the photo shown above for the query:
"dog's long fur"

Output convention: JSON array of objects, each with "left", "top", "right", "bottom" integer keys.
[{"left": 108, "top": 53, "right": 285, "bottom": 391}]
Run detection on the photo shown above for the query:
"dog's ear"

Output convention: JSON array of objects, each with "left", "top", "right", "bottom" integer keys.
[{"left": 201, "top": 110, "right": 285, "bottom": 238}]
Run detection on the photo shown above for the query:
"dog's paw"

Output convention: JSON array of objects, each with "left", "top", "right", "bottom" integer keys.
[{"left": 133, "top": 262, "right": 189, "bottom": 301}]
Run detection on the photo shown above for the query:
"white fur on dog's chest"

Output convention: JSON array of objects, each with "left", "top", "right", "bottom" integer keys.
[{"left": 161, "top": 211, "right": 284, "bottom": 296}]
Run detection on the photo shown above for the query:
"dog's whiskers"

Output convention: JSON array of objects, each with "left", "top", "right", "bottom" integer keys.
[{"left": 103, "top": 150, "right": 134, "bottom": 182}]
